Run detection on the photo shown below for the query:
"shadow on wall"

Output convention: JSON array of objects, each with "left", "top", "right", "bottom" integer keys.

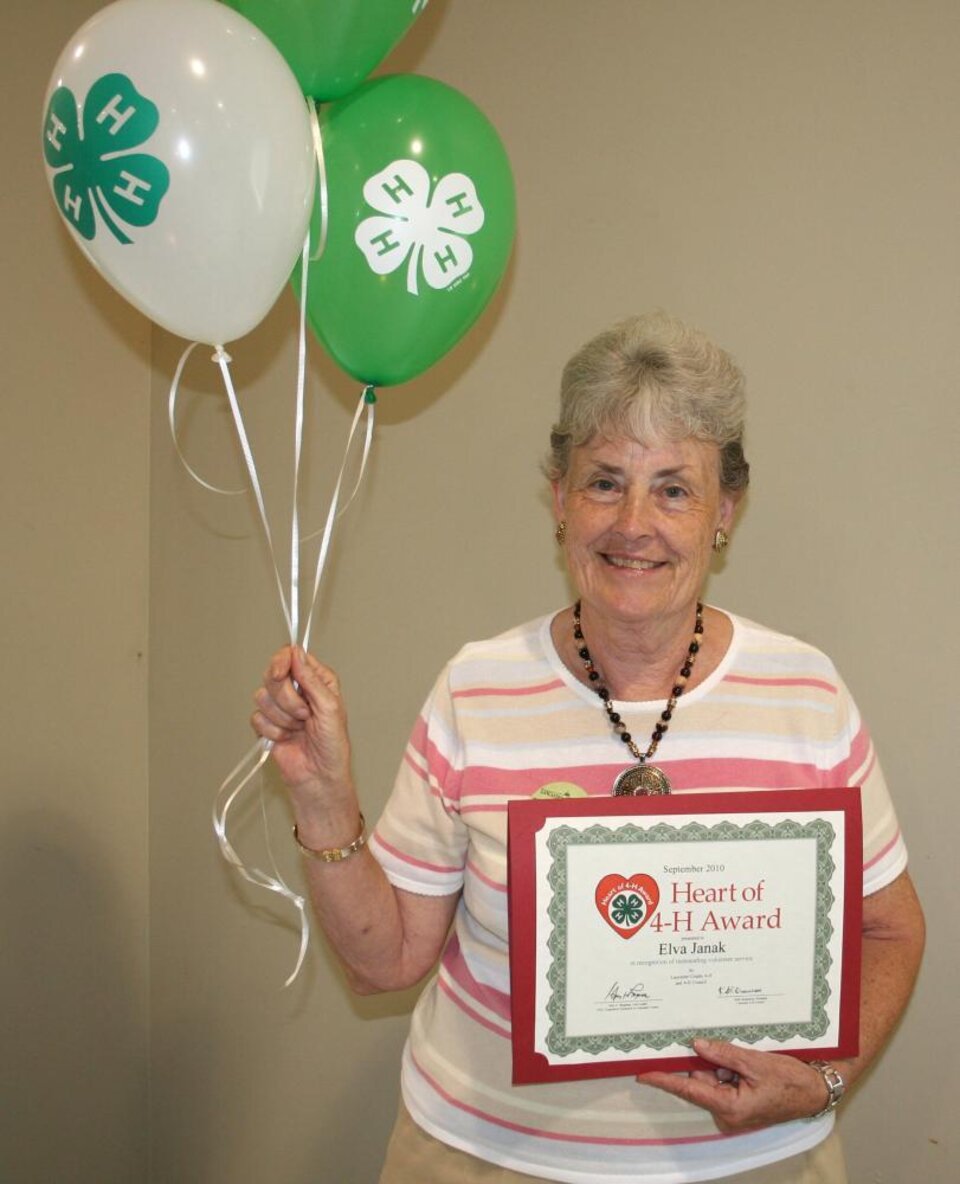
[{"left": 0, "top": 807, "right": 148, "bottom": 1182}]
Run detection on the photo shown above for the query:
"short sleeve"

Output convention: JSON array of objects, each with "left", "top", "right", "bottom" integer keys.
[
  {"left": 368, "top": 664, "right": 469, "bottom": 897},
  {"left": 828, "top": 677, "right": 907, "bottom": 895}
]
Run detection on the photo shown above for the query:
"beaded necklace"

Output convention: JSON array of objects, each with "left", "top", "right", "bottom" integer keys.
[{"left": 573, "top": 600, "right": 704, "bottom": 795}]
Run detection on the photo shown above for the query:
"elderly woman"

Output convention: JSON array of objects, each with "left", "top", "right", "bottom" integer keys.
[{"left": 252, "top": 313, "right": 923, "bottom": 1184}]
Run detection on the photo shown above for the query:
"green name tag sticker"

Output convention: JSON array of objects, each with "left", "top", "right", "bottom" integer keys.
[{"left": 533, "top": 782, "right": 588, "bottom": 800}]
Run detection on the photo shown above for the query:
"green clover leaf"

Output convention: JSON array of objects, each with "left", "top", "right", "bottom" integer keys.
[
  {"left": 43, "top": 72, "right": 170, "bottom": 245},
  {"left": 611, "top": 893, "right": 644, "bottom": 926}
]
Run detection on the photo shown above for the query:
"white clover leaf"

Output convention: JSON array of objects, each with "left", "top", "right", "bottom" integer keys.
[{"left": 354, "top": 159, "right": 485, "bottom": 295}]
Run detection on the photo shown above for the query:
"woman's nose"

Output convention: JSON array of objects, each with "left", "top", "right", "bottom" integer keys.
[{"left": 613, "top": 490, "right": 654, "bottom": 538}]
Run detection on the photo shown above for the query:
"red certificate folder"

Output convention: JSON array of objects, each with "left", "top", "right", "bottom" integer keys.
[{"left": 508, "top": 789, "right": 862, "bottom": 1084}]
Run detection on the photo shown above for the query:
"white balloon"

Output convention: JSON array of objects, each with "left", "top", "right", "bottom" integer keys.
[{"left": 41, "top": 0, "right": 316, "bottom": 346}]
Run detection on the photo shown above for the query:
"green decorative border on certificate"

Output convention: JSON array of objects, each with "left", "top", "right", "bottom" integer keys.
[{"left": 544, "top": 819, "right": 836, "bottom": 1058}]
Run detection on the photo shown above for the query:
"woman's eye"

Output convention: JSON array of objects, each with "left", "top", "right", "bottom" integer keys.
[
  {"left": 662, "top": 484, "right": 687, "bottom": 500},
  {"left": 583, "top": 475, "right": 619, "bottom": 494}
]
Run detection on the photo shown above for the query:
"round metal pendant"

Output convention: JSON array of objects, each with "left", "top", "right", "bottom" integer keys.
[{"left": 612, "top": 764, "right": 672, "bottom": 796}]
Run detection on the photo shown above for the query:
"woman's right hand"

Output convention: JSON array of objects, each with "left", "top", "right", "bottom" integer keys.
[
  {"left": 251, "top": 646, "right": 354, "bottom": 805},
  {"left": 252, "top": 648, "right": 458, "bottom": 994}
]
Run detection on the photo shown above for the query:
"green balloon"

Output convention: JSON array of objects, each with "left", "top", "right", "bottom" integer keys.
[
  {"left": 225, "top": 0, "right": 425, "bottom": 100},
  {"left": 299, "top": 75, "right": 516, "bottom": 387}
]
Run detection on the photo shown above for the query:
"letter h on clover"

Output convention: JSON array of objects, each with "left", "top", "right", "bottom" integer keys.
[{"left": 354, "top": 159, "right": 485, "bottom": 295}]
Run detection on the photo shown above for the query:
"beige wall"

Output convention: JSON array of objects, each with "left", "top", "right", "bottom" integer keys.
[
  {"left": 2, "top": 1, "right": 151, "bottom": 1179},
  {"left": 6, "top": 1, "right": 956, "bottom": 1181}
]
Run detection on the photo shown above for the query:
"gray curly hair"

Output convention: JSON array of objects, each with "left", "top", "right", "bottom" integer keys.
[{"left": 545, "top": 312, "right": 750, "bottom": 493}]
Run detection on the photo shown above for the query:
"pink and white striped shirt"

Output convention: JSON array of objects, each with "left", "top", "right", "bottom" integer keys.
[{"left": 369, "top": 610, "right": 905, "bottom": 1183}]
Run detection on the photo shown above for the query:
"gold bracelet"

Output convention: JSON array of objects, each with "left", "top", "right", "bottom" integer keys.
[{"left": 292, "top": 814, "right": 366, "bottom": 863}]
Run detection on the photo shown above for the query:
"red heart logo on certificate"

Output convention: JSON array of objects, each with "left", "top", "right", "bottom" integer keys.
[{"left": 595, "top": 874, "right": 660, "bottom": 938}]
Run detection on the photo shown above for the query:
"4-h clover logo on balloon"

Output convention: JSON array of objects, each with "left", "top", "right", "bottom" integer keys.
[
  {"left": 354, "top": 159, "right": 485, "bottom": 296},
  {"left": 43, "top": 72, "right": 170, "bottom": 245}
]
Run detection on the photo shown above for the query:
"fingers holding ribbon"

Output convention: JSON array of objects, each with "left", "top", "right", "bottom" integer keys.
[
  {"left": 251, "top": 646, "right": 354, "bottom": 795},
  {"left": 252, "top": 646, "right": 310, "bottom": 739}
]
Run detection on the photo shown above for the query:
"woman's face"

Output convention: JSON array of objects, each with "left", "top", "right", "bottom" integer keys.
[{"left": 553, "top": 434, "right": 737, "bottom": 633}]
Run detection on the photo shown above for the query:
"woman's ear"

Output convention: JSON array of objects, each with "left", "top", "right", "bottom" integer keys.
[
  {"left": 718, "top": 489, "right": 741, "bottom": 533},
  {"left": 551, "top": 479, "right": 566, "bottom": 522}
]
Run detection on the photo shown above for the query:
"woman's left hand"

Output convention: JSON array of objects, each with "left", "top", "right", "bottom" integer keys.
[{"left": 638, "top": 1039, "right": 828, "bottom": 1132}]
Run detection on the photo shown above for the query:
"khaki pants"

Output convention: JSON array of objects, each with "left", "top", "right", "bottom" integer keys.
[{"left": 378, "top": 1102, "right": 848, "bottom": 1184}]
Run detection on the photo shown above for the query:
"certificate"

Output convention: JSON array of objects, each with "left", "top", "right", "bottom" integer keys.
[{"left": 507, "top": 789, "right": 862, "bottom": 1084}]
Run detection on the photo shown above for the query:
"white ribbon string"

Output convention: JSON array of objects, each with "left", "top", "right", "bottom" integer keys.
[
  {"left": 212, "top": 341, "right": 310, "bottom": 985},
  {"left": 170, "top": 328, "right": 310, "bottom": 982},
  {"left": 212, "top": 739, "right": 309, "bottom": 988},
  {"left": 298, "top": 391, "right": 376, "bottom": 547},
  {"left": 301, "top": 387, "right": 376, "bottom": 653},
  {"left": 168, "top": 341, "right": 246, "bottom": 495},
  {"left": 214, "top": 346, "right": 296, "bottom": 643},
  {"left": 175, "top": 206, "right": 377, "bottom": 983},
  {"left": 289, "top": 228, "right": 312, "bottom": 646},
  {"left": 308, "top": 100, "right": 329, "bottom": 263},
  {"left": 210, "top": 380, "right": 374, "bottom": 983},
  {"left": 209, "top": 373, "right": 376, "bottom": 982}
]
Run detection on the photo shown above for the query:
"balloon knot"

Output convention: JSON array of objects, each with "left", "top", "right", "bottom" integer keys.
[
  {"left": 212, "top": 346, "right": 233, "bottom": 365},
  {"left": 364, "top": 386, "right": 377, "bottom": 405}
]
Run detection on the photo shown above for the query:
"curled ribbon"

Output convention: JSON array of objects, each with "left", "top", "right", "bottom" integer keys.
[
  {"left": 168, "top": 342, "right": 246, "bottom": 496},
  {"left": 170, "top": 192, "right": 377, "bottom": 983},
  {"left": 212, "top": 739, "right": 309, "bottom": 988}
]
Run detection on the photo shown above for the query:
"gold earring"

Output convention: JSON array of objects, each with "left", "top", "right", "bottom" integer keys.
[
  {"left": 555, "top": 521, "right": 566, "bottom": 545},
  {"left": 713, "top": 528, "right": 729, "bottom": 554}
]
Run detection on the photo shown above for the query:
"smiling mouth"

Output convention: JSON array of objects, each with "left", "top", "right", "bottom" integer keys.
[{"left": 603, "top": 555, "right": 665, "bottom": 571}]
